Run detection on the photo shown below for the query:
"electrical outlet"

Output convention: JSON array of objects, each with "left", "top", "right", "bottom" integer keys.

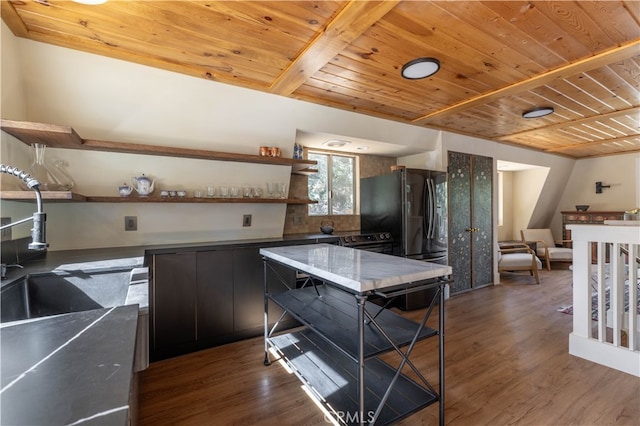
[
  {"left": 1, "top": 217, "right": 11, "bottom": 241},
  {"left": 243, "top": 214, "right": 252, "bottom": 227},
  {"left": 293, "top": 216, "right": 304, "bottom": 225},
  {"left": 125, "top": 216, "right": 137, "bottom": 231}
]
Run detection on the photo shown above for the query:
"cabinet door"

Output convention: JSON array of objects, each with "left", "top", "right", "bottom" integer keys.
[
  {"left": 196, "top": 250, "right": 234, "bottom": 341},
  {"left": 152, "top": 253, "right": 197, "bottom": 355},
  {"left": 471, "top": 155, "right": 494, "bottom": 287},
  {"left": 233, "top": 247, "right": 296, "bottom": 333},
  {"left": 447, "top": 151, "right": 493, "bottom": 294},
  {"left": 448, "top": 152, "right": 473, "bottom": 294}
]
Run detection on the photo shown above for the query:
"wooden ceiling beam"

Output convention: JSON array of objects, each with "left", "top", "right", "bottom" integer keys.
[
  {"left": 268, "top": 0, "right": 399, "bottom": 96},
  {"left": 412, "top": 40, "right": 640, "bottom": 125},
  {"left": 496, "top": 107, "right": 640, "bottom": 140},
  {"left": 0, "top": 0, "right": 29, "bottom": 37}
]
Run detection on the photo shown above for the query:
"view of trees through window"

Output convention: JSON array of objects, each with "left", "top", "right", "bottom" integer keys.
[{"left": 308, "top": 152, "right": 355, "bottom": 216}]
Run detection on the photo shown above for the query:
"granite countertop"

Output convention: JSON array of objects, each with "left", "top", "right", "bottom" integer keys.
[
  {"left": 1, "top": 305, "right": 139, "bottom": 425},
  {"left": 260, "top": 243, "right": 452, "bottom": 293}
]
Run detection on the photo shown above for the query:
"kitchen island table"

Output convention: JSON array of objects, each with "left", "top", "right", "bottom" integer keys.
[{"left": 260, "top": 244, "right": 452, "bottom": 425}]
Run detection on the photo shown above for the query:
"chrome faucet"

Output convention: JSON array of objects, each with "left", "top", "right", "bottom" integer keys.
[
  {"left": 1, "top": 263, "right": 24, "bottom": 280},
  {"left": 0, "top": 164, "right": 49, "bottom": 279}
]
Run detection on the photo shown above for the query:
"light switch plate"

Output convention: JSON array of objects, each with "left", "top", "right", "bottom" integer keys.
[
  {"left": 125, "top": 216, "right": 137, "bottom": 231},
  {"left": 243, "top": 214, "right": 252, "bottom": 227}
]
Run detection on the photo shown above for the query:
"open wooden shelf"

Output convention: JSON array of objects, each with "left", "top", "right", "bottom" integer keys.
[
  {"left": 0, "top": 191, "right": 87, "bottom": 202},
  {"left": 0, "top": 191, "right": 317, "bottom": 205},
  {"left": 1, "top": 119, "right": 317, "bottom": 172}
]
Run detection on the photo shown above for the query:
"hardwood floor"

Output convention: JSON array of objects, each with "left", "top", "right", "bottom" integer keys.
[{"left": 139, "top": 267, "right": 640, "bottom": 425}]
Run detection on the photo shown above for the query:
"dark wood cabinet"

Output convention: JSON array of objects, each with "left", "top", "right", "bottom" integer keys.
[
  {"left": 561, "top": 210, "right": 625, "bottom": 263},
  {"left": 233, "top": 247, "right": 296, "bottom": 333},
  {"left": 448, "top": 151, "right": 494, "bottom": 294},
  {"left": 151, "top": 245, "right": 298, "bottom": 361},
  {"left": 152, "top": 252, "right": 197, "bottom": 356},
  {"left": 196, "top": 250, "right": 234, "bottom": 341},
  {"left": 561, "top": 211, "right": 625, "bottom": 244}
]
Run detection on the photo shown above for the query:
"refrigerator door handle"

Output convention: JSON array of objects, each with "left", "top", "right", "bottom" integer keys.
[
  {"left": 423, "top": 179, "right": 430, "bottom": 239},
  {"left": 425, "top": 178, "right": 435, "bottom": 239}
]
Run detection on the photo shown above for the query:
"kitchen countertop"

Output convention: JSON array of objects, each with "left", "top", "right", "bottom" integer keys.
[
  {"left": 1, "top": 304, "right": 139, "bottom": 425},
  {"left": 0, "top": 231, "right": 347, "bottom": 424},
  {"left": 260, "top": 243, "right": 452, "bottom": 293},
  {"left": 2, "top": 232, "right": 343, "bottom": 284}
]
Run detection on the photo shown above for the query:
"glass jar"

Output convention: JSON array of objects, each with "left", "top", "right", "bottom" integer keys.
[{"left": 22, "top": 143, "right": 74, "bottom": 191}]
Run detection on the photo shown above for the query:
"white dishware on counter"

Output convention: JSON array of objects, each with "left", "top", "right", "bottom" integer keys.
[{"left": 160, "top": 190, "right": 170, "bottom": 198}]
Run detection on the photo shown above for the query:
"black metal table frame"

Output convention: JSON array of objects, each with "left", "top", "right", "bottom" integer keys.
[{"left": 262, "top": 256, "right": 448, "bottom": 426}]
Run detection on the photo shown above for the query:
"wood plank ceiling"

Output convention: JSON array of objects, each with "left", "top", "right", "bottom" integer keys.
[{"left": 2, "top": 0, "right": 639, "bottom": 159}]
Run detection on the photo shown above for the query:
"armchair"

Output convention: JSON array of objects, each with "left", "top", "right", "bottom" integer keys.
[
  {"left": 498, "top": 243, "right": 542, "bottom": 284},
  {"left": 520, "top": 228, "right": 573, "bottom": 270}
]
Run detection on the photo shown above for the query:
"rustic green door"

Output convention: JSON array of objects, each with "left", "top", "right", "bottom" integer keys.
[{"left": 448, "top": 151, "right": 493, "bottom": 294}]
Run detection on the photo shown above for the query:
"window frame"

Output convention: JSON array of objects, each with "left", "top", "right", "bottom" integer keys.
[{"left": 307, "top": 150, "right": 357, "bottom": 216}]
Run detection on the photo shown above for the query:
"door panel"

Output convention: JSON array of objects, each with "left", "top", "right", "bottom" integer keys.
[
  {"left": 472, "top": 155, "right": 494, "bottom": 287},
  {"left": 196, "top": 250, "right": 234, "bottom": 341},
  {"left": 152, "top": 253, "right": 197, "bottom": 354},
  {"left": 448, "top": 152, "right": 473, "bottom": 294},
  {"left": 447, "top": 152, "right": 493, "bottom": 294}
]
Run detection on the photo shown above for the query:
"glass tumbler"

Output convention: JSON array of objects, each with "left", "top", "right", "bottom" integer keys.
[
  {"left": 277, "top": 183, "right": 287, "bottom": 199},
  {"left": 266, "top": 182, "right": 276, "bottom": 198}
]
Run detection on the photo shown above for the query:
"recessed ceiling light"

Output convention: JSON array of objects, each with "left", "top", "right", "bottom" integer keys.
[
  {"left": 322, "top": 139, "right": 351, "bottom": 148},
  {"left": 401, "top": 57, "right": 440, "bottom": 79},
  {"left": 522, "top": 107, "right": 554, "bottom": 119}
]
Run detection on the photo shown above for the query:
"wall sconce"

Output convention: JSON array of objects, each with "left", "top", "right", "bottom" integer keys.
[{"left": 595, "top": 181, "right": 611, "bottom": 194}]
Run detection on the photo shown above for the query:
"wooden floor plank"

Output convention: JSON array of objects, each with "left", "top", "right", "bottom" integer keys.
[{"left": 139, "top": 266, "right": 640, "bottom": 425}]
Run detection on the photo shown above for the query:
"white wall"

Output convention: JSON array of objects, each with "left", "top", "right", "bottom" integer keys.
[
  {"left": 497, "top": 171, "right": 513, "bottom": 241},
  {"left": 550, "top": 152, "right": 640, "bottom": 233},
  {"left": 512, "top": 168, "right": 549, "bottom": 237}
]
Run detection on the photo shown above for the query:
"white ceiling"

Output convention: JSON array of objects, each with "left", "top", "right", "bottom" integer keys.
[
  {"left": 497, "top": 160, "right": 548, "bottom": 172},
  {"left": 295, "top": 129, "right": 431, "bottom": 158}
]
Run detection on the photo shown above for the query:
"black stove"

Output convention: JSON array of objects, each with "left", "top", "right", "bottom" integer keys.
[{"left": 339, "top": 232, "right": 394, "bottom": 253}]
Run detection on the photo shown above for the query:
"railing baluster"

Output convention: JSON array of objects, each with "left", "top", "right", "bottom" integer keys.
[
  {"left": 596, "top": 242, "right": 607, "bottom": 342},
  {"left": 629, "top": 244, "right": 638, "bottom": 351}
]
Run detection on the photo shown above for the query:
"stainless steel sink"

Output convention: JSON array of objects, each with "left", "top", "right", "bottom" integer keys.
[{"left": 1, "top": 269, "right": 132, "bottom": 323}]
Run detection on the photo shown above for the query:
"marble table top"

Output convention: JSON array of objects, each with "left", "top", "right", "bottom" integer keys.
[{"left": 260, "top": 244, "right": 452, "bottom": 293}]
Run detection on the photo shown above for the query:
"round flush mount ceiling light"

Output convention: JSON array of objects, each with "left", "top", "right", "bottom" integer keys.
[
  {"left": 401, "top": 57, "right": 440, "bottom": 79},
  {"left": 322, "top": 139, "right": 351, "bottom": 148},
  {"left": 522, "top": 106, "right": 554, "bottom": 119}
]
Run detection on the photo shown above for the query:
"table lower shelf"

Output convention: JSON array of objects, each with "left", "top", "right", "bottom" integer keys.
[
  {"left": 268, "top": 329, "right": 438, "bottom": 425},
  {"left": 269, "top": 285, "right": 438, "bottom": 361}
]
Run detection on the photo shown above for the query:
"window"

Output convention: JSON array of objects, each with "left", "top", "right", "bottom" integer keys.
[{"left": 308, "top": 152, "right": 355, "bottom": 216}]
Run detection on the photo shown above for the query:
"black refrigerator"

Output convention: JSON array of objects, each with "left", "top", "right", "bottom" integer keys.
[{"left": 360, "top": 168, "right": 448, "bottom": 309}]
